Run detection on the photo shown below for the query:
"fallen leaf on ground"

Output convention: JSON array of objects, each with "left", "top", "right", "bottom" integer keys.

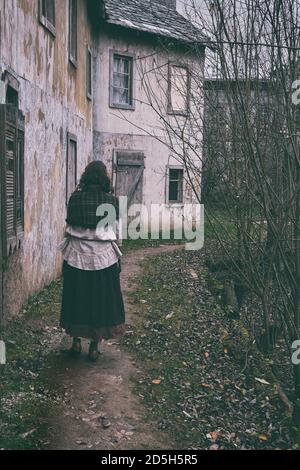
[
  {"left": 255, "top": 377, "right": 270, "bottom": 385},
  {"left": 76, "top": 440, "right": 88, "bottom": 446},
  {"left": 200, "top": 383, "right": 211, "bottom": 389},
  {"left": 152, "top": 379, "right": 161, "bottom": 385},
  {"left": 166, "top": 313, "right": 174, "bottom": 320},
  {"left": 209, "top": 444, "right": 219, "bottom": 450},
  {"left": 189, "top": 269, "right": 198, "bottom": 279},
  {"left": 20, "top": 429, "right": 36, "bottom": 439},
  {"left": 207, "top": 431, "right": 219, "bottom": 441}
]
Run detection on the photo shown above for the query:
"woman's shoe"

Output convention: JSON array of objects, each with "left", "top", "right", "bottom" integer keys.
[
  {"left": 88, "top": 342, "right": 100, "bottom": 362},
  {"left": 69, "top": 338, "right": 82, "bottom": 356}
]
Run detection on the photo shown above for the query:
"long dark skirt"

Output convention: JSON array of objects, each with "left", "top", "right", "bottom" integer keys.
[{"left": 60, "top": 261, "right": 126, "bottom": 341}]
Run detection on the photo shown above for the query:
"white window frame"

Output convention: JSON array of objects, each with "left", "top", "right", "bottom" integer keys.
[
  {"left": 109, "top": 50, "right": 135, "bottom": 110},
  {"left": 168, "top": 62, "right": 190, "bottom": 116},
  {"left": 166, "top": 165, "right": 184, "bottom": 205},
  {"left": 39, "top": 0, "right": 56, "bottom": 37},
  {"left": 86, "top": 45, "right": 93, "bottom": 100}
]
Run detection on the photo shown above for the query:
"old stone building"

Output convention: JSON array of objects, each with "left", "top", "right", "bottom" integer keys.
[
  {"left": 0, "top": 0, "right": 100, "bottom": 325},
  {"left": 94, "top": 0, "right": 207, "bottom": 231},
  {"left": 0, "top": 0, "right": 207, "bottom": 326}
]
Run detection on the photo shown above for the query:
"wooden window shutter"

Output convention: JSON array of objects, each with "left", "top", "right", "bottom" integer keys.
[
  {"left": 0, "top": 104, "right": 25, "bottom": 258},
  {"left": 16, "top": 111, "right": 25, "bottom": 233}
]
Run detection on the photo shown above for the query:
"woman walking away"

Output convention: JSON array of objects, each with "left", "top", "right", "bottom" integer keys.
[{"left": 59, "top": 161, "right": 125, "bottom": 362}]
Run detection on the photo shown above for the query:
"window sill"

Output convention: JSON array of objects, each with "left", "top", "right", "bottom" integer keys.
[
  {"left": 166, "top": 202, "right": 184, "bottom": 207},
  {"left": 39, "top": 17, "right": 56, "bottom": 37},
  {"left": 109, "top": 103, "right": 135, "bottom": 111},
  {"left": 69, "top": 56, "right": 78, "bottom": 69}
]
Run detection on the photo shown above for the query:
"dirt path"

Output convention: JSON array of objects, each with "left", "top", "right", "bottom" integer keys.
[{"left": 45, "top": 245, "right": 182, "bottom": 451}]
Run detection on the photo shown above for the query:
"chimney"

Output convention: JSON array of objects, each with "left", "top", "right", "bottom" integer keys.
[{"left": 152, "top": 0, "right": 177, "bottom": 10}]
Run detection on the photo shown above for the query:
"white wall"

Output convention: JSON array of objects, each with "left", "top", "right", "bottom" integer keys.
[
  {"left": 93, "top": 29, "right": 205, "bottom": 231},
  {"left": 0, "top": 0, "right": 94, "bottom": 316}
]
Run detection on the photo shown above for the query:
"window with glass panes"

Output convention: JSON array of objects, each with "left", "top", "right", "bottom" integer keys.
[
  {"left": 168, "top": 168, "right": 184, "bottom": 203},
  {"left": 86, "top": 46, "right": 92, "bottom": 100},
  {"left": 66, "top": 133, "right": 77, "bottom": 204},
  {"left": 168, "top": 64, "right": 189, "bottom": 114},
  {"left": 39, "top": 0, "right": 56, "bottom": 36},
  {"left": 111, "top": 53, "right": 134, "bottom": 108},
  {"left": 69, "top": 0, "right": 78, "bottom": 66}
]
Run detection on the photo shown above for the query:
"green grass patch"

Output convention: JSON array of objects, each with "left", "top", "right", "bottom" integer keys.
[
  {"left": 121, "top": 231, "right": 185, "bottom": 253},
  {"left": 0, "top": 280, "right": 64, "bottom": 450},
  {"left": 121, "top": 249, "right": 295, "bottom": 450}
]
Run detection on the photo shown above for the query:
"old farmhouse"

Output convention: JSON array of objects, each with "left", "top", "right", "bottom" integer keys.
[{"left": 0, "top": 0, "right": 207, "bottom": 325}]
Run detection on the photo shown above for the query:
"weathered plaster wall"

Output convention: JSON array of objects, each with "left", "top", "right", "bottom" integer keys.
[
  {"left": 0, "top": 0, "right": 94, "bottom": 318},
  {"left": 93, "top": 29, "right": 205, "bottom": 228}
]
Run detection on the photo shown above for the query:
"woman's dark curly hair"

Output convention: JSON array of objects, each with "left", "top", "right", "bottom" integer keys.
[{"left": 78, "top": 161, "right": 112, "bottom": 193}]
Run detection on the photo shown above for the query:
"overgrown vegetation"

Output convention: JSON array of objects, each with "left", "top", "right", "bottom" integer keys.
[
  {"left": 122, "top": 245, "right": 299, "bottom": 449},
  {"left": 130, "top": 0, "right": 300, "bottom": 406},
  {"left": 0, "top": 280, "right": 65, "bottom": 450},
  {"left": 121, "top": 232, "right": 185, "bottom": 253},
  {"left": 1, "top": 235, "right": 299, "bottom": 450}
]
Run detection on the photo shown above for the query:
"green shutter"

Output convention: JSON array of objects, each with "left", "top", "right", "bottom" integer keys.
[{"left": 0, "top": 104, "right": 25, "bottom": 257}]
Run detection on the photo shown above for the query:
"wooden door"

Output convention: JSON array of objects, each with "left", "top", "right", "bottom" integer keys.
[{"left": 115, "top": 151, "right": 144, "bottom": 206}]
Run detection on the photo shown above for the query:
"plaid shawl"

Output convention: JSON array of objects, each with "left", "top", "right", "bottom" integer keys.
[{"left": 66, "top": 185, "right": 119, "bottom": 229}]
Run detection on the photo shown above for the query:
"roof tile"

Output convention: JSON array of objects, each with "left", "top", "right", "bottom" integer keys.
[{"left": 101, "top": 0, "right": 208, "bottom": 45}]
